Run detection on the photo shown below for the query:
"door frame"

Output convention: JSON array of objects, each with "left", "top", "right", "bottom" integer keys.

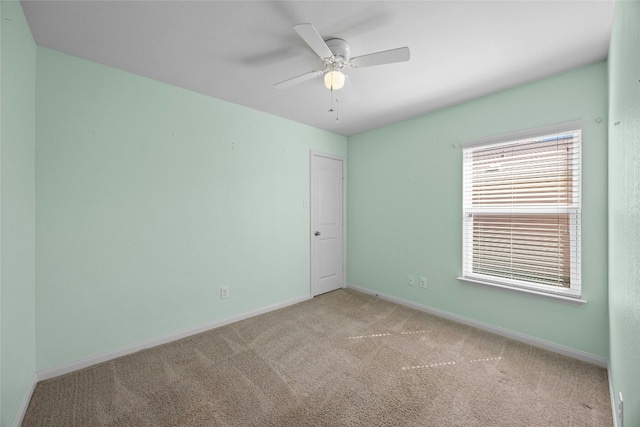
[{"left": 310, "top": 150, "right": 347, "bottom": 297}]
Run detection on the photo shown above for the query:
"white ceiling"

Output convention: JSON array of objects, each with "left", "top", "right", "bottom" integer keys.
[{"left": 21, "top": 0, "right": 615, "bottom": 136}]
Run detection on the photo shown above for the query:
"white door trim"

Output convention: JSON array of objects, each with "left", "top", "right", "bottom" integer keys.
[{"left": 310, "top": 151, "right": 346, "bottom": 296}]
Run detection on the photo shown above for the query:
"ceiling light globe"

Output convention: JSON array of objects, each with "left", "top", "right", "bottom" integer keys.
[{"left": 324, "top": 70, "right": 345, "bottom": 90}]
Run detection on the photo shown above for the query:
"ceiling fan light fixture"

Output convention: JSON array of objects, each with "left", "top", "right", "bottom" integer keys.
[{"left": 324, "top": 70, "right": 345, "bottom": 90}]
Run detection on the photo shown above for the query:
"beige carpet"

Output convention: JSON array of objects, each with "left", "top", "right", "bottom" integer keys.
[{"left": 23, "top": 289, "right": 612, "bottom": 426}]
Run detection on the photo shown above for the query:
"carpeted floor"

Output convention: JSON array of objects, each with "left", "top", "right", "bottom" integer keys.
[{"left": 23, "top": 289, "right": 612, "bottom": 426}]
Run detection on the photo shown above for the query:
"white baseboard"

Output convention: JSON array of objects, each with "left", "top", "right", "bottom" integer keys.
[
  {"left": 12, "top": 373, "right": 38, "bottom": 427},
  {"left": 347, "top": 284, "right": 608, "bottom": 368},
  {"left": 36, "top": 294, "right": 311, "bottom": 382}
]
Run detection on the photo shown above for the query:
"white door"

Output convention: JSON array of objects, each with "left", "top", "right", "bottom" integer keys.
[{"left": 310, "top": 152, "right": 345, "bottom": 296}]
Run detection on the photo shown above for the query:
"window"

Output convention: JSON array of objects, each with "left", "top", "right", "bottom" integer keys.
[{"left": 461, "top": 121, "right": 582, "bottom": 299}]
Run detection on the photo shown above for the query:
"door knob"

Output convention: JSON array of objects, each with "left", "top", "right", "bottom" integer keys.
[{"left": 315, "top": 231, "right": 321, "bottom": 236}]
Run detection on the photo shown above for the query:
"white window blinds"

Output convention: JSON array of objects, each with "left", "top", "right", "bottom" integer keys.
[{"left": 462, "top": 123, "right": 582, "bottom": 298}]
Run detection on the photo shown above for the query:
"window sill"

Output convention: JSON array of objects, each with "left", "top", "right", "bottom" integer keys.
[{"left": 457, "top": 276, "right": 587, "bottom": 305}]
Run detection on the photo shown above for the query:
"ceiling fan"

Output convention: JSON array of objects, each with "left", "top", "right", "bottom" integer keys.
[{"left": 274, "top": 23, "right": 410, "bottom": 101}]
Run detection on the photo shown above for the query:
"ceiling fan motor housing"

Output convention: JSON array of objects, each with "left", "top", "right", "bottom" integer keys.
[{"left": 325, "top": 38, "right": 351, "bottom": 69}]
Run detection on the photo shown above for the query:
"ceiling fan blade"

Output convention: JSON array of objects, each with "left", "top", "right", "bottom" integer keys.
[
  {"left": 349, "top": 47, "right": 410, "bottom": 68},
  {"left": 342, "top": 75, "right": 360, "bottom": 103},
  {"left": 293, "top": 23, "right": 333, "bottom": 59},
  {"left": 274, "top": 70, "right": 323, "bottom": 90}
]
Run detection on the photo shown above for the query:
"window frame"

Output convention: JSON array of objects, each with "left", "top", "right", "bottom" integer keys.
[{"left": 459, "top": 120, "right": 584, "bottom": 300}]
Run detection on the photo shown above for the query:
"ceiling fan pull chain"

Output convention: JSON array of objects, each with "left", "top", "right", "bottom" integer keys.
[
  {"left": 327, "top": 87, "right": 339, "bottom": 122},
  {"left": 336, "top": 95, "right": 339, "bottom": 122}
]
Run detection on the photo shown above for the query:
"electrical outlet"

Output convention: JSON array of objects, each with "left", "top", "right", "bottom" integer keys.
[
  {"left": 420, "top": 276, "right": 427, "bottom": 288},
  {"left": 408, "top": 275, "right": 415, "bottom": 286},
  {"left": 221, "top": 286, "right": 230, "bottom": 299},
  {"left": 618, "top": 392, "right": 624, "bottom": 427}
]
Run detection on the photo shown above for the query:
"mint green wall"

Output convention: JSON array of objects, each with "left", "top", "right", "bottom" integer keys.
[
  {"left": 608, "top": 1, "right": 640, "bottom": 426},
  {"left": 1, "top": 3, "right": 3, "bottom": 417},
  {"left": 0, "top": 1, "right": 37, "bottom": 426},
  {"left": 35, "top": 47, "right": 346, "bottom": 370},
  {"left": 348, "top": 62, "right": 609, "bottom": 358}
]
